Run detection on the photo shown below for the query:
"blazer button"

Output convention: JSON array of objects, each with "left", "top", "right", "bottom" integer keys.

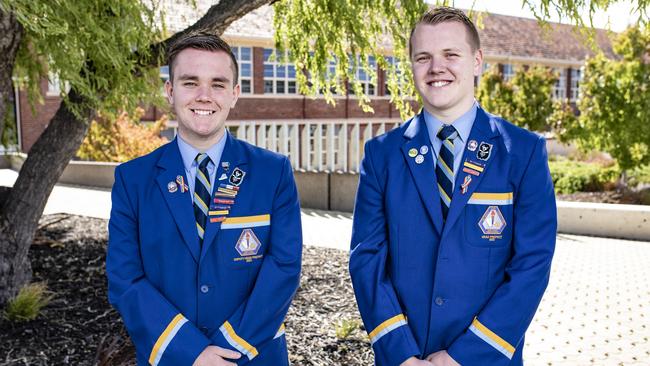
[
  {"left": 200, "top": 285, "right": 209, "bottom": 294},
  {"left": 435, "top": 296, "right": 444, "bottom": 306}
]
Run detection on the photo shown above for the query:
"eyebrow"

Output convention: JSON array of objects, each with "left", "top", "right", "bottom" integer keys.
[{"left": 177, "top": 74, "right": 231, "bottom": 83}]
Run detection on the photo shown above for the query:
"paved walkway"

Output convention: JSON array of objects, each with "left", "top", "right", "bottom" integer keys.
[{"left": 2, "top": 169, "right": 649, "bottom": 365}]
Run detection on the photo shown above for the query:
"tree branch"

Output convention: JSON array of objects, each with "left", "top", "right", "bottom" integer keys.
[{"left": 143, "top": 0, "right": 273, "bottom": 68}]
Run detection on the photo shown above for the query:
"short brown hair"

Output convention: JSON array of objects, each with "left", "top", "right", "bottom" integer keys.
[
  {"left": 409, "top": 6, "right": 481, "bottom": 55},
  {"left": 166, "top": 32, "right": 239, "bottom": 85}
]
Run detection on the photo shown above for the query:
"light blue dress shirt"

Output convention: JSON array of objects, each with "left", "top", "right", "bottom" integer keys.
[
  {"left": 177, "top": 132, "right": 227, "bottom": 201},
  {"left": 423, "top": 101, "right": 478, "bottom": 180}
]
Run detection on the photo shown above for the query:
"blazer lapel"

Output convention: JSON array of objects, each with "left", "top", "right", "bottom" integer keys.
[
  {"left": 200, "top": 132, "right": 248, "bottom": 261},
  {"left": 401, "top": 113, "right": 444, "bottom": 235},
  {"left": 156, "top": 140, "right": 200, "bottom": 262},
  {"left": 443, "top": 108, "right": 500, "bottom": 237}
]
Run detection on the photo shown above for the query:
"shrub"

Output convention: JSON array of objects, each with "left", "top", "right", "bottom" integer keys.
[
  {"left": 334, "top": 318, "right": 361, "bottom": 340},
  {"left": 4, "top": 282, "right": 53, "bottom": 322},
  {"left": 549, "top": 160, "right": 620, "bottom": 194},
  {"left": 627, "top": 164, "right": 650, "bottom": 188},
  {"left": 77, "top": 107, "right": 168, "bottom": 162}
]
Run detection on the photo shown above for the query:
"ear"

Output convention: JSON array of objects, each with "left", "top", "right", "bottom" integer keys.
[
  {"left": 230, "top": 83, "right": 241, "bottom": 108},
  {"left": 164, "top": 79, "right": 173, "bottom": 104},
  {"left": 473, "top": 49, "right": 483, "bottom": 76}
]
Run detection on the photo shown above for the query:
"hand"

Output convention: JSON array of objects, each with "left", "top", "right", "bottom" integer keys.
[
  {"left": 425, "top": 350, "right": 460, "bottom": 366},
  {"left": 192, "top": 345, "right": 241, "bottom": 366},
  {"left": 400, "top": 356, "right": 434, "bottom": 366}
]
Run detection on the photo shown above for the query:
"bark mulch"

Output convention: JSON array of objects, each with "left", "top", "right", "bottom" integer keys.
[
  {"left": 0, "top": 214, "right": 372, "bottom": 366},
  {"left": 557, "top": 190, "right": 648, "bottom": 205}
]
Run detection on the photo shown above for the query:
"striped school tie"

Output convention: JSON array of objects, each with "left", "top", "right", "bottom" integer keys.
[
  {"left": 194, "top": 153, "right": 212, "bottom": 243},
  {"left": 436, "top": 125, "right": 458, "bottom": 221}
]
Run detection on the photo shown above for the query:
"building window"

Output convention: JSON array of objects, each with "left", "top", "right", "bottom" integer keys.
[
  {"left": 570, "top": 68, "right": 581, "bottom": 101},
  {"left": 502, "top": 63, "right": 515, "bottom": 82},
  {"left": 352, "top": 55, "right": 377, "bottom": 96},
  {"left": 263, "top": 48, "right": 297, "bottom": 94},
  {"left": 232, "top": 46, "right": 252, "bottom": 93},
  {"left": 552, "top": 67, "right": 567, "bottom": 100}
]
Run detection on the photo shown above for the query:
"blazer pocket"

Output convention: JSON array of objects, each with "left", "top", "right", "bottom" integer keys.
[
  {"left": 219, "top": 214, "right": 270, "bottom": 268},
  {"left": 464, "top": 192, "right": 513, "bottom": 247}
]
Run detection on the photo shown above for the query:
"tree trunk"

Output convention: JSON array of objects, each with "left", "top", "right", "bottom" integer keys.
[
  {"left": 0, "top": 8, "right": 23, "bottom": 144},
  {"left": 0, "top": 88, "right": 92, "bottom": 305}
]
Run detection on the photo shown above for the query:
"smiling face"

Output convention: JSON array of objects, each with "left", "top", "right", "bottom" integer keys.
[
  {"left": 165, "top": 48, "right": 240, "bottom": 149},
  {"left": 411, "top": 21, "right": 482, "bottom": 123}
]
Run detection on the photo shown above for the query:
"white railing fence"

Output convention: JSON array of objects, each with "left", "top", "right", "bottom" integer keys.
[{"left": 225, "top": 119, "right": 402, "bottom": 172}]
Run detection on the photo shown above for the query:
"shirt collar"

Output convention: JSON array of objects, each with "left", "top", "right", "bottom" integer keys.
[
  {"left": 423, "top": 100, "right": 478, "bottom": 144},
  {"left": 177, "top": 132, "right": 227, "bottom": 171}
]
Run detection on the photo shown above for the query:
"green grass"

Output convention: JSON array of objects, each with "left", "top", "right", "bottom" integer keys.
[{"left": 4, "top": 282, "right": 53, "bottom": 322}]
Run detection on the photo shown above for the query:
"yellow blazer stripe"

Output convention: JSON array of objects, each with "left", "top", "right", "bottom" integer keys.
[
  {"left": 221, "top": 214, "right": 271, "bottom": 229},
  {"left": 274, "top": 324, "right": 286, "bottom": 339},
  {"left": 149, "top": 314, "right": 188, "bottom": 366},
  {"left": 208, "top": 210, "right": 229, "bottom": 216},
  {"left": 469, "top": 318, "right": 515, "bottom": 359},
  {"left": 368, "top": 314, "right": 407, "bottom": 344},
  {"left": 463, "top": 161, "right": 484, "bottom": 172},
  {"left": 468, "top": 192, "right": 514, "bottom": 205},
  {"left": 219, "top": 321, "right": 259, "bottom": 360}
]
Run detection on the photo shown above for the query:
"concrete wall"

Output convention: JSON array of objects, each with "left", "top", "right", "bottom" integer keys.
[
  {"left": 294, "top": 171, "right": 359, "bottom": 212},
  {"left": 0, "top": 155, "right": 9, "bottom": 169},
  {"left": 58, "top": 161, "right": 118, "bottom": 189},
  {"left": 557, "top": 201, "right": 650, "bottom": 241}
]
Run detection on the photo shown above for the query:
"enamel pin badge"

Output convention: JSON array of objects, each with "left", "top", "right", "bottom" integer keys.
[
  {"left": 415, "top": 155, "right": 424, "bottom": 164},
  {"left": 461, "top": 175, "right": 472, "bottom": 194},
  {"left": 468, "top": 140, "right": 478, "bottom": 152},
  {"left": 175, "top": 175, "right": 188, "bottom": 193},
  {"left": 229, "top": 167, "right": 246, "bottom": 186},
  {"left": 420, "top": 145, "right": 429, "bottom": 155},
  {"left": 408, "top": 148, "right": 418, "bottom": 158},
  {"left": 167, "top": 181, "right": 177, "bottom": 193},
  {"left": 477, "top": 142, "right": 492, "bottom": 161}
]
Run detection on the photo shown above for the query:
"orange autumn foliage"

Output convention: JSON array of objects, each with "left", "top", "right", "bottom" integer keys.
[{"left": 78, "top": 108, "right": 169, "bottom": 162}]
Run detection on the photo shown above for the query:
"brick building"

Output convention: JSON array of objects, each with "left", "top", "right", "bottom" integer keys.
[{"left": 12, "top": 3, "right": 615, "bottom": 153}]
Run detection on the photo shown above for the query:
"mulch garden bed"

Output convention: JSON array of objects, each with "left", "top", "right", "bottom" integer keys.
[
  {"left": 557, "top": 190, "right": 649, "bottom": 205},
  {"left": 0, "top": 214, "right": 372, "bottom": 366}
]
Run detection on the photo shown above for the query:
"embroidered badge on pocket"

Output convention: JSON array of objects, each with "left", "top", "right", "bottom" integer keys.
[
  {"left": 235, "top": 229, "right": 261, "bottom": 257},
  {"left": 478, "top": 206, "right": 507, "bottom": 241}
]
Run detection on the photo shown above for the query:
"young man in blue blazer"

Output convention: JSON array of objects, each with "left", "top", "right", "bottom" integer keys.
[
  {"left": 107, "top": 33, "right": 302, "bottom": 366},
  {"left": 350, "top": 7, "right": 557, "bottom": 366}
]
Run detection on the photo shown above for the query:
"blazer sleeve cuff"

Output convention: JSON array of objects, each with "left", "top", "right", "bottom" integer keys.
[
  {"left": 447, "top": 317, "right": 517, "bottom": 366},
  {"left": 368, "top": 314, "right": 420, "bottom": 366},
  {"left": 148, "top": 313, "right": 211, "bottom": 366},
  {"left": 211, "top": 321, "right": 259, "bottom": 361}
]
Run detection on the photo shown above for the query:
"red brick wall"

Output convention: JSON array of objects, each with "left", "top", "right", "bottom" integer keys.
[{"left": 18, "top": 78, "right": 62, "bottom": 153}]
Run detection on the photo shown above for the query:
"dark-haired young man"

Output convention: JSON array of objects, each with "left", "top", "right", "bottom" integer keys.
[
  {"left": 107, "top": 33, "right": 302, "bottom": 366},
  {"left": 350, "top": 7, "right": 557, "bottom": 366}
]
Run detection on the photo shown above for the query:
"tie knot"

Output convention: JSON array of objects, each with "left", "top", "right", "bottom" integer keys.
[
  {"left": 196, "top": 153, "right": 211, "bottom": 168},
  {"left": 437, "top": 124, "right": 458, "bottom": 141}
]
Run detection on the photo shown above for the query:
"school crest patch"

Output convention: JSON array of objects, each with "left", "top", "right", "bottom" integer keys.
[
  {"left": 235, "top": 229, "right": 261, "bottom": 257},
  {"left": 478, "top": 206, "right": 506, "bottom": 235}
]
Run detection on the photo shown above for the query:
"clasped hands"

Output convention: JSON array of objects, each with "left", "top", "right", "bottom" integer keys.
[{"left": 401, "top": 350, "right": 460, "bottom": 366}]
